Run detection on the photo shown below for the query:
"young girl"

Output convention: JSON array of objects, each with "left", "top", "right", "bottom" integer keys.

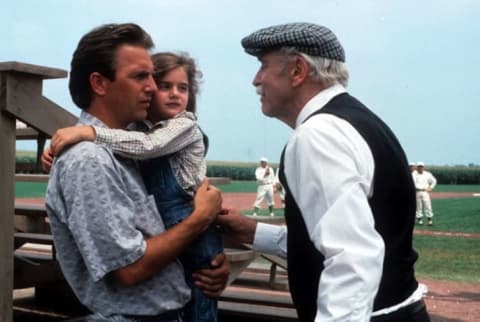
[{"left": 48, "top": 52, "right": 223, "bottom": 322}]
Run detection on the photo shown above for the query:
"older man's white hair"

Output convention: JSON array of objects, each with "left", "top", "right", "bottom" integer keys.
[{"left": 280, "top": 47, "right": 349, "bottom": 87}]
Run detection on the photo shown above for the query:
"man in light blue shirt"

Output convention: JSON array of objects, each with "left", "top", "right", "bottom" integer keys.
[{"left": 46, "top": 23, "right": 227, "bottom": 321}]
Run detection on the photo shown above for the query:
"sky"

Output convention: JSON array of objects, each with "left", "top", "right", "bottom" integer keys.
[{"left": 2, "top": 0, "right": 479, "bottom": 166}]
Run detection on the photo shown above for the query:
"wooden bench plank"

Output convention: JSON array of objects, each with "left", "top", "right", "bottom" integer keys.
[
  {"left": 224, "top": 248, "right": 256, "bottom": 262},
  {"left": 0, "top": 61, "right": 67, "bottom": 79},
  {"left": 14, "top": 233, "right": 53, "bottom": 246},
  {"left": 261, "top": 253, "right": 288, "bottom": 270},
  {"left": 14, "top": 250, "right": 53, "bottom": 262},
  {"left": 218, "top": 301, "right": 298, "bottom": 320},
  {"left": 221, "top": 287, "right": 293, "bottom": 307},
  {"left": 15, "top": 174, "right": 49, "bottom": 182},
  {"left": 14, "top": 203, "right": 47, "bottom": 218},
  {"left": 15, "top": 127, "right": 40, "bottom": 140}
]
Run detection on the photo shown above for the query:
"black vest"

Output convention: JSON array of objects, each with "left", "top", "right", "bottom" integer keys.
[{"left": 279, "top": 93, "right": 418, "bottom": 322}]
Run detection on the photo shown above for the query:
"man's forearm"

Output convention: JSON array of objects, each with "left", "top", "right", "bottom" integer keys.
[{"left": 114, "top": 210, "right": 211, "bottom": 286}]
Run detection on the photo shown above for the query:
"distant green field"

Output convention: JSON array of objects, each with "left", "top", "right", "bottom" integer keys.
[
  {"left": 414, "top": 235, "right": 480, "bottom": 283},
  {"left": 19, "top": 180, "right": 479, "bottom": 233},
  {"left": 217, "top": 180, "right": 257, "bottom": 193},
  {"left": 15, "top": 179, "right": 480, "bottom": 283},
  {"left": 425, "top": 198, "right": 480, "bottom": 233},
  {"left": 435, "top": 184, "right": 480, "bottom": 192},
  {"left": 218, "top": 182, "right": 480, "bottom": 194},
  {"left": 16, "top": 150, "right": 36, "bottom": 157},
  {"left": 15, "top": 182, "right": 48, "bottom": 198}
]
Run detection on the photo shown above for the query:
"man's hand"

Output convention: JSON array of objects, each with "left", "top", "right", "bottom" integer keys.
[
  {"left": 41, "top": 147, "right": 54, "bottom": 173},
  {"left": 216, "top": 208, "right": 257, "bottom": 245},
  {"left": 192, "top": 252, "right": 230, "bottom": 298},
  {"left": 192, "top": 180, "right": 223, "bottom": 230},
  {"left": 51, "top": 125, "right": 96, "bottom": 156}
]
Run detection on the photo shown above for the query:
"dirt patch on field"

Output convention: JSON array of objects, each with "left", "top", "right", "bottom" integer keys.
[
  {"left": 421, "top": 278, "right": 480, "bottom": 322},
  {"left": 415, "top": 230, "right": 480, "bottom": 239},
  {"left": 431, "top": 192, "right": 478, "bottom": 199},
  {"left": 16, "top": 191, "right": 477, "bottom": 210},
  {"left": 221, "top": 191, "right": 479, "bottom": 212}
]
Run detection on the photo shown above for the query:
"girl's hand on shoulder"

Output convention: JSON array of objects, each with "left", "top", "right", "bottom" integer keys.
[{"left": 51, "top": 125, "right": 96, "bottom": 156}]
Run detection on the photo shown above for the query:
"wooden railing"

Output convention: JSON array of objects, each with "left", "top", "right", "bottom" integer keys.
[{"left": 1, "top": 61, "right": 77, "bottom": 322}]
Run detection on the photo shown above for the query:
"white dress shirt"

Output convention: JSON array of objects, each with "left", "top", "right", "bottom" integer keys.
[
  {"left": 253, "top": 223, "right": 287, "bottom": 258},
  {"left": 256, "top": 84, "right": 386, "bottom": 321}
]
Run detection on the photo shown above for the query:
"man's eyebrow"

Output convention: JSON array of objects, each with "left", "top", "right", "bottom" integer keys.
[{"left": 132, "top": 70, "right": 151, "bottom": 77}]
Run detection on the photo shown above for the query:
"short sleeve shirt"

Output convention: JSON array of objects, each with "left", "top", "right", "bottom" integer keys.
[{"left": 45, "top": 111, "right": 190, "bottom": 316}]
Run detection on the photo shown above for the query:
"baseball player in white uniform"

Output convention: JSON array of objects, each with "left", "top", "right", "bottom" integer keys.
[
  {"left": 414, "top": 162, "right": 437, "bottom": 225},
  {"left": 252, "top": 157, "right": 276, "bottom": 216}
]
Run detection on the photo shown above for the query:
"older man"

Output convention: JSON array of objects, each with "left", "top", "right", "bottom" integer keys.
[{"left": 218, "top": 23, "right": 430, "bottom": 322}]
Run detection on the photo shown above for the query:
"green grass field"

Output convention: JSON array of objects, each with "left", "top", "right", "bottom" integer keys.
[
  {"left": 217, "top": 180, "right": 258, "bottom": 193},
  {"left": 414, "top": 235, "right": 480, "bottom": 283},
  {"left": 218, "top": 182, "right": 480, "bottom": 194},
  {"left": 15, "top": 182, "right": 48, "bottom": 198},
  {"left": 434, "top": 184, "right": 480, "bottom": 192},
  {"left": 425, "top": 198, "right": 480, "bottom": 233},
  {"left": 16, "top": 181, "right": 480, "bottom": 198},
  {"left": 15, "top": 180, "right": 480, "bottom": 282}
]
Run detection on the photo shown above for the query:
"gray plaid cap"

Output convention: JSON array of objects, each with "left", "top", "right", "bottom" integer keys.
[{"left": 241, "top": 22, "right": 345, "bottom": 62}]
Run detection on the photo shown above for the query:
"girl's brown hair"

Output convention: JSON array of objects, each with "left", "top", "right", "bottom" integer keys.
[{"left": 151, "top": 52, "right": 203, "bottom": 114}]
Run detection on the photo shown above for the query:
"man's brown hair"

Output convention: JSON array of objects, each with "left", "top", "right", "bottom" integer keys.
[{"left": 69, "top": 23, "right": 154, "bottom": 110}]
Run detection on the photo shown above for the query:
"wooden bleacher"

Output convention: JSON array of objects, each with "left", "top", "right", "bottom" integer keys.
[{"left": 1, "top": 61, "right": 78, "bottom": 322}]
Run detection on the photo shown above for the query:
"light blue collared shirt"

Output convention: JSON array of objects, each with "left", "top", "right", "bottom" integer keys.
[{"left": 46, "top": 111, "right": 190, "bottom": 316}]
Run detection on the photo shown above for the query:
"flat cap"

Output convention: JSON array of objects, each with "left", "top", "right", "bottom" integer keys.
[{"left": 241, "top": 22, "right": 345, "bottom": 62}]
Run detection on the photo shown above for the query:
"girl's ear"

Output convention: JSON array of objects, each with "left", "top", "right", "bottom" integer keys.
[
  {"left": 90, "top": 72, "right": 109, "bottom": 96},
  {"left": 291, "top": 55, "right": 309, "bottom": 87}
]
